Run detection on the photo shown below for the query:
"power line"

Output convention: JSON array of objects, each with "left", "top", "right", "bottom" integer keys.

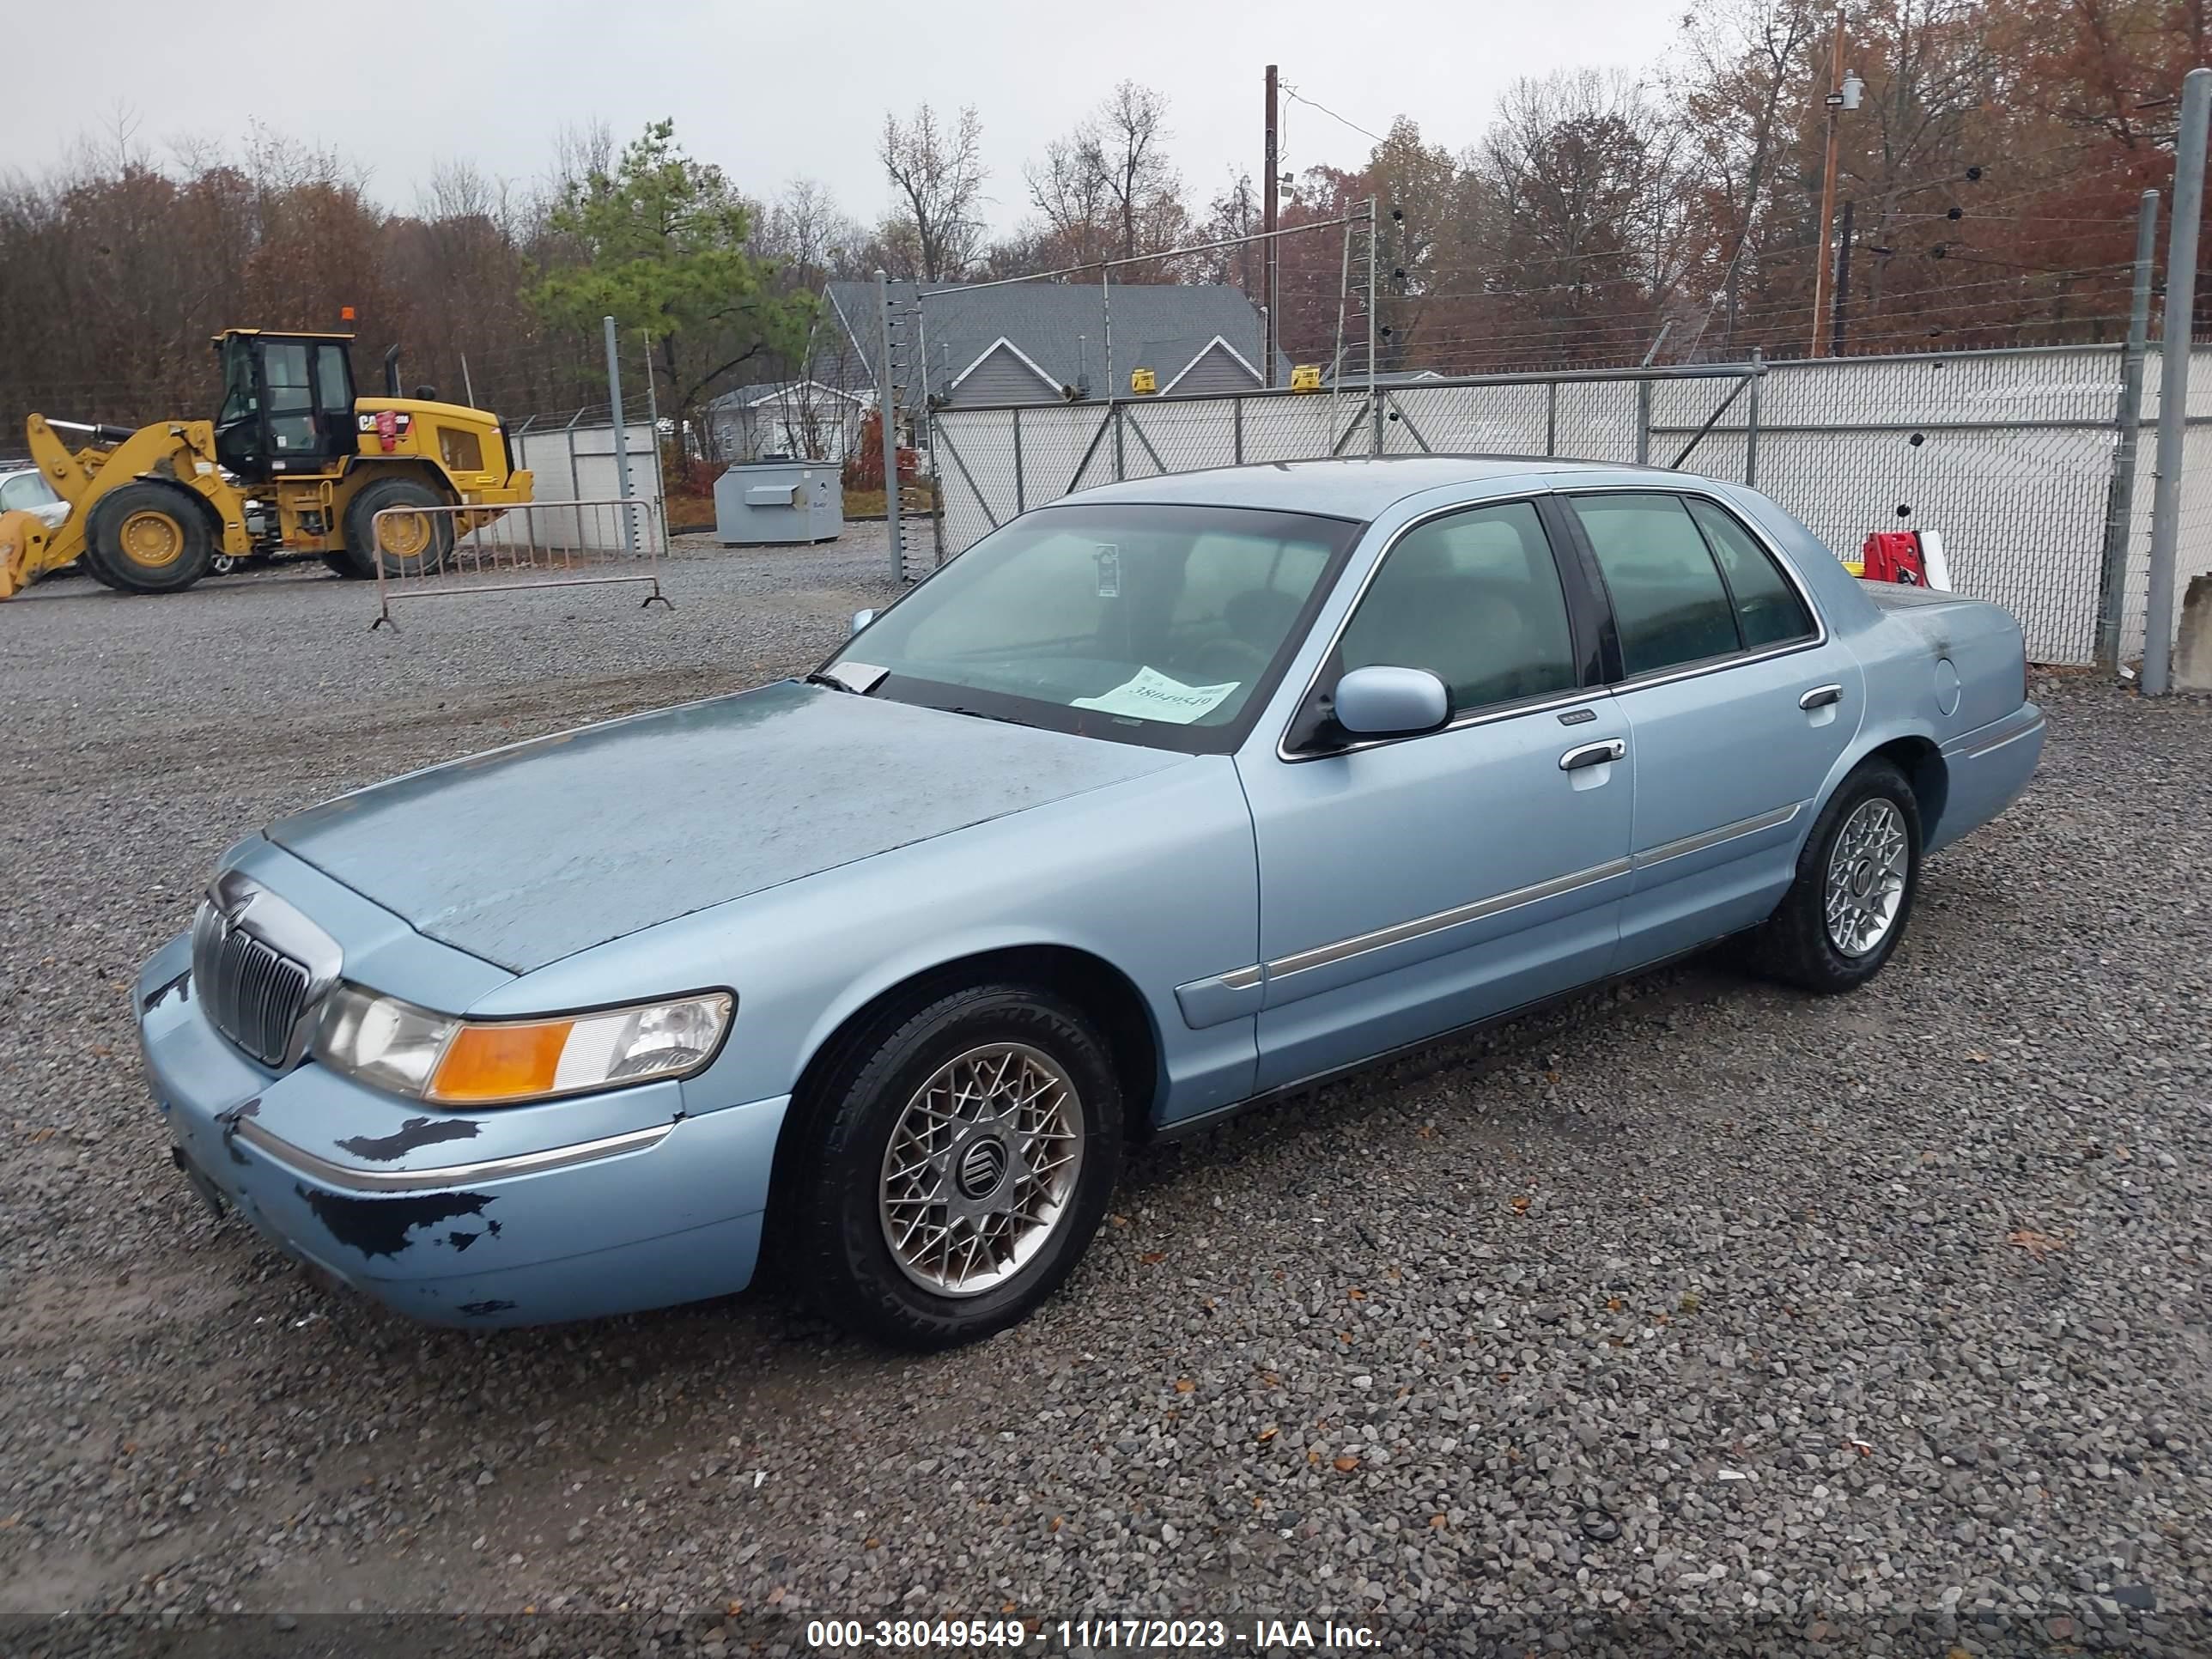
[{"left": 1279, "top": 83, "right": 1389, "bottom": 148}]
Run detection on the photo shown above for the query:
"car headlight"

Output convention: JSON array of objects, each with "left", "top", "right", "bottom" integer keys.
[{"left": 313, "top": 985, "right": 732, "bottom": 1105}]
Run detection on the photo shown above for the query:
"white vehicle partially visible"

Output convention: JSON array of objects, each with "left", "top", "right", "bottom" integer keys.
[{"left": 0, "top": 467, "right": 70, "bottom": 531}]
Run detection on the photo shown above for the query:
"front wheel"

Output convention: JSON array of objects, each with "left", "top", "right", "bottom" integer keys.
[
  {"left": 1747, "top": 759, "right": 1922, "bottom": 993},
  {"left": 85, "top": 482, "right": 213, "bottom": 593},
  {"left": 782, "top": 983, "right": 1122, "bottom": 1349}
]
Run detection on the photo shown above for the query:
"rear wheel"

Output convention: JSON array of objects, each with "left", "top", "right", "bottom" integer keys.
[
  {"left": 1747, "top": 760, "right": 1922, "bottom": 994},
  {"left": 85, "top": 483, "right": 213, "bottom": 593},
  {"left": 336, "top": 476, "right": 453, "bottom": 580}
]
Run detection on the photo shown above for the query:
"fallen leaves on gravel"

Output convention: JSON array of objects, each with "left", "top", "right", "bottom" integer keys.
[
  {"left": 1333, "top": 1455, "right": 1360, "bottom": 1472},
  {"left": 2008, "top": 1228, "right": 2069, "bottom": 1259}
]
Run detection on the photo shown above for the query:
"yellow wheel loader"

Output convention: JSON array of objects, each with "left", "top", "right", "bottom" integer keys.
[{"left": 0, "top": 329, "right": 532, "bottom": 600}]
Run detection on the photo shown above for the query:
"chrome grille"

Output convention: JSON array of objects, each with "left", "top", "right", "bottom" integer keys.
[{"left": 192, "top": 899, "right": 313, "bottom": 1067}]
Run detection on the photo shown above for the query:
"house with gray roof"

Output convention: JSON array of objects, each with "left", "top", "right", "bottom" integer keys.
[{"left": 820, "top": 280, "right": 1287, "bottom": 408}]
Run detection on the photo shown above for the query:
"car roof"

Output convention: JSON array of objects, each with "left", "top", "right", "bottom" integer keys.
[{"left": 1059, "top": 454, "right": 1674, "bottom": 520}]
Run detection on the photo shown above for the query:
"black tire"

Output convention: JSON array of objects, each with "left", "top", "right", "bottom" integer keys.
[
  {"left": 321, "top": 550, "right": 370, "bottom": 580},
  {"left": 1747, "top": 759, "right": 1923, "bottom": 994},
  {"left": 781, "top": 982, "right": 1123, "bottom": 1350},
  {"left": 337, "top": 475, "right": 453, "bottom": 580},
  {"left": 75, "top": 538, "right": 125, "bottom": 588},
  {"left": 83, "top": 483, "right": 213, "bottom": 593}
]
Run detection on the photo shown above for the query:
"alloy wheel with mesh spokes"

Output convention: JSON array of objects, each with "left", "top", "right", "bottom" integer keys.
[
  {"left": 1744, "top": 759, "right": 1920, "bottom": 994},
  {"left": 1824, "top": 798, "right": 1911, "bottom": 957},
  {"left": 782, "top": 981, "right": 1123, "bottom": 1349},
  {"left": 879, "top": 1042, "right": 1084, "bottom": 1297}
]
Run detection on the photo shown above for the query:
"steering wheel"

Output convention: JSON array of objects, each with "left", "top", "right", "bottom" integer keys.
[{"left": 1187, "top": 637, "right": 1270, "bottom": 684}]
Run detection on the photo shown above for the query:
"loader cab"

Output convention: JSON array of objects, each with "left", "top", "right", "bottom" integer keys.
[{"left": 211, "top": 331, "right": 358, "bottom": 483}]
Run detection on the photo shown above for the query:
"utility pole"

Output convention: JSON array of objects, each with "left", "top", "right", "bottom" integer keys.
[
  {"left": 1264, "top": 64, "right": 1279, "bottom": 388},
  {"left": 1831, "top": 199, "right": 1856, "bottom": 355},
  {"left": 1808, "top": 9, "right": 1860, "bottom": 358}
]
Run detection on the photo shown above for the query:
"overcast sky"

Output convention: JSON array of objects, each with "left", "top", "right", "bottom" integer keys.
[{"left": 5, "top": 0, "right": 1685, "bottom": 233}]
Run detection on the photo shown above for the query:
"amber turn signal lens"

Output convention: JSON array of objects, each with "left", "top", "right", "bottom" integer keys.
[{"left": 429, "top": 1020, "right": 573, "bottom": 1103}]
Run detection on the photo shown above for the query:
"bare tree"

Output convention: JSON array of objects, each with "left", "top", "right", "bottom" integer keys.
[
  {"left": 1092, "top": 82, "right": 1185, "bottom": 263},
  {"left": 878, "top": 105, "right": 988, "bottom": 283}
]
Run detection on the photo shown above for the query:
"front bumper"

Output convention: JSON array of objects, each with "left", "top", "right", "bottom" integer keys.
[{"left": 137, "top": 934, "right": 787, "bottom": 1328}]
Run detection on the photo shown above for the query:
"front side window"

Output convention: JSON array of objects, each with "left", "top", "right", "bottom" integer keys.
[
  {"left": 1573, "top": 493, "right": 1742, "bottom": 677},
  {"left": 263, "top": 341, "right": 316, "bottom": 454},
  {"left": 1336, "top": 500, "right": 1577, "bottom": 714},
  {"left": 824, "top": 502, "right": 1361, "bottom": 754}
]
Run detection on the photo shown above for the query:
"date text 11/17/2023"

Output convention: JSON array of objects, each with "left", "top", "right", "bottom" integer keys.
[{"left": 802, "top": 1617, "right": 1381, "bottom": 1650}]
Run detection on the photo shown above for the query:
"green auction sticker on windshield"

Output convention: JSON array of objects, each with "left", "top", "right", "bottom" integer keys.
[{"left": 1072, "top": 667, "right": 1240, "bottom": 724}]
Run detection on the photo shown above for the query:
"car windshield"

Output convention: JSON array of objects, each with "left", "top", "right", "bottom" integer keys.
[{"left": 826, "top": 501, "right": 1362, "bottom": 753}]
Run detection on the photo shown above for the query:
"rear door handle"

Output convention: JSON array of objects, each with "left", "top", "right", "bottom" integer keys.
[
  {"left": 1799, "top": 684, "right": 1842, "bottom": 710},
  {"left": 1559, "top": 738, "right": 1626, "bottom": 771}
]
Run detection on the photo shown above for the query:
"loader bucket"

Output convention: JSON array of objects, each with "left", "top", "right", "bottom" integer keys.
[{"left": 0, "top": 508, "right": 57, "bottom": 600}]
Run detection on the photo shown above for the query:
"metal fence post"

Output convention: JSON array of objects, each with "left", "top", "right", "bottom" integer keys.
[
  {"left": 1012, "top": 405, "right": 1025, "bottom": 514},
  {"left": 639, "top": 329, "right": 665, "bottom": 537},
  {"left": 1114, "top": 404, "right": 1127, "bottom": 482},
  {"left": 1367, "top": 196, "right": 1382, "bottom": 455},
  {"left": 875, "top": 270, "right": 902, "bottom": 583},
  {"left": 1635, "top": 377, "right": 1652, "bottom": 465},
  {"left": 1545, "top": 382, "right": 1559, "bottom": 458},
  {"left": 605, "top": 317, "right": 639, "bottom": 556},
  {"left": 2146, "top": 67, "right": 2210, "bottom": 696},
  {"left": 915, "top": 301, "right": 944, "bottom": 566},
  {"left": 1234, "top": 395, "right": 1245, "bottom": 466},
  {"left": 1745, "top": 349, "right": 1763, "bottom": 488},
  {"left": 2099, "top": 190, "right": 2160, "bottom": 671}
]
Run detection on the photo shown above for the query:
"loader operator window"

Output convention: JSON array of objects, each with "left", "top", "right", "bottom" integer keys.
[
  {"left": 217, "top": 343, "right": 256, "bottom": 426},
  {"left": 264, "top": 342, "right": 317, "bottom": 458},
  {"left": 317, "top": 344, "right": 353, "bottom": 414}
]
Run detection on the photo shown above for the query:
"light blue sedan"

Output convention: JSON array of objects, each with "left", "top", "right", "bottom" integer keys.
[{"left": 137, "top": 458, "right": 2045, "bottom": 1346}]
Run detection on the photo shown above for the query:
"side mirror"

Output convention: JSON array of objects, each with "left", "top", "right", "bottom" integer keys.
[
  {"left": 1333, "top": 665, "right": 1449, "bottom": 738},
  {"left": 850, "top": 608, "right": 875, "bottom": 635}
]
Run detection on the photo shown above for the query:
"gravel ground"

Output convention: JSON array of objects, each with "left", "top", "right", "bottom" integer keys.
[{"left": 1, "top": 538, "right": 2208, "bottom": 1656}]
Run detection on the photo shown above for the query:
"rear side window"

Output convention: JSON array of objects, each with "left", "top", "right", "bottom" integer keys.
[
  {"left": 1573, "top": 494, "right": 1741, "bottom": 677},
  {"left": 1686, "top": 498, "right": 1814, "bottom": 649},
  {"left": 1337, "top": 500, "right": 1578, "bottom": 714}
]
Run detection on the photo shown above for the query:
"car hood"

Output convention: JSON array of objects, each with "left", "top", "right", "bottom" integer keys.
[{"left": 268, "top": 680, "right": 1185, "bottom": 974}]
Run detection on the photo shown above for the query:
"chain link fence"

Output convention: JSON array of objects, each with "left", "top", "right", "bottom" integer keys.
[{"left": 928, "top": 344, "right": 2212, "bottom": 668}]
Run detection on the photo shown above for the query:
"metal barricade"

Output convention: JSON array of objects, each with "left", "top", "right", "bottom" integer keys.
[{"left": 369, "top": 496, "right": 671, "bottom": 630}]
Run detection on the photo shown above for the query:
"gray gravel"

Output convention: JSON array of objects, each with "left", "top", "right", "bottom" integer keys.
[{"left": 1, "top": 543, "right": 2208, "bottom": 1656}]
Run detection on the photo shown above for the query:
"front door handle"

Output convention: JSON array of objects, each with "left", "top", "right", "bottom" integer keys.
[
  {"left": 1559, "top": 738, "right": 1626, "bottom": 771},
  {"left": 1799, "top": 684, "right": 1842, "bottom": 710}
]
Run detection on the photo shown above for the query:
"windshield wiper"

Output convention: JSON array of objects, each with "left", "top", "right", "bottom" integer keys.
[
  {"left": 942, "top": 705, "right": 1036, "bottom": 728},
  {"left": 804, "top": 671, "right": 856, "bottom": 694}
]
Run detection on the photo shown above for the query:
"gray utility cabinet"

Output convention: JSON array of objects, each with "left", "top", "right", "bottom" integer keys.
[{"left": 714, "top": 460, "right": 843, "bottom": 544}]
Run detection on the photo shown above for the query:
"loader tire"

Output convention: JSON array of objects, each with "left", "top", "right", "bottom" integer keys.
[
  {"left": 337, "top": 477, "right": 453, "bottom": 580},
  {"left": 321, "top": 551, "right": 370, "bottom": 580},
  {"left": 85, "top": 483, "right": 213, "bottom": 594}
]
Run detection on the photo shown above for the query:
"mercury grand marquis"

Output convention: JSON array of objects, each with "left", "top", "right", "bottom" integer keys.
[{"left": 138, "top": 457, "right": 2046, "bottom": 1347}]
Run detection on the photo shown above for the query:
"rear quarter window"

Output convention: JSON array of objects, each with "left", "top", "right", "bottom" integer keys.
[{"left": 1686, "top": 497, "right": 1815, "bottom": 650}]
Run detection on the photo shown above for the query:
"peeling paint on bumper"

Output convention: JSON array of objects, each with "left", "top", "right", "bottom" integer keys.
[{"left": 137, "top": 935, "right": 787, "bottom": 1328}]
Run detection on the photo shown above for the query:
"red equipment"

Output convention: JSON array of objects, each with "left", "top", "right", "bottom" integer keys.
[{"left": 1851, "top": 530, "right": 1929, "bottom": 584}]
